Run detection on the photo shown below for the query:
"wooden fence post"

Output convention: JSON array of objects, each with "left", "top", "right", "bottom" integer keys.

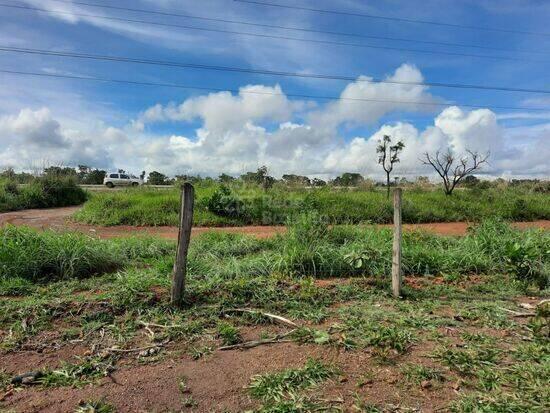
[
  {"left": 392, "top": 188, "right": 402, "bottom": 298},
  {"left": 171, "top": 183, "right": 194, "bottom": 306}
]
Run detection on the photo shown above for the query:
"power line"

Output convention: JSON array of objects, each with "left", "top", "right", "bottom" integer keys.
[
  {"left": 34, "top": 0, "right": 546, "bottom": 55},
  {"left": 0, "top": 68, "right": 545, "bottom": 111},
  {"left": 235, "top": 0, "right": 550, "bottom": 38},
  {"left": 0, "top": 2, "right": 543, "bottom": 62},
  {"left": 1, "top": 45, "right": 549, "bottom": 95}
]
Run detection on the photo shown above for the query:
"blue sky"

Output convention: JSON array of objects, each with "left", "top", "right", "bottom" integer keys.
[{"left": 0, "top": 0, "right": 549, "bottom": 178}]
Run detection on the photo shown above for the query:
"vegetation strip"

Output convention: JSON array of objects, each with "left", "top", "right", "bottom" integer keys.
[{"left": 0, "top": 215, "right": 548, "bottom": 411}]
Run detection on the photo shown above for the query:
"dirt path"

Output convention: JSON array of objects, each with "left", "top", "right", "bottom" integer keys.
[{"left": 1, "top": 206, "right": 549, "bottom": 239}]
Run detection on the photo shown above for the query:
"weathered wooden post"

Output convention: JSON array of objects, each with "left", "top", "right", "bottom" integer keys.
[
  {"left": 171, "top": 183, "right": 194, "bottom": 306},
  {"left": 392, "top": 188, "right": 402, "bottom": 298}
]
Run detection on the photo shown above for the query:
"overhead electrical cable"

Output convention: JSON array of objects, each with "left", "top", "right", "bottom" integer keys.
[
  {"left": 0, "top": 69, "right": 545, "bottom": 112},
  {"left": 1, "top": 45, "right": 549, "bottom": 95},
  {"left": 28, "top": 0, "right": 546, "bottom": 55},
  {"left": 0, "top": 3, "right": 544, "bottom": 62},
  {"left": 234, "top": 0, "right": 550, "bottom": 37}
]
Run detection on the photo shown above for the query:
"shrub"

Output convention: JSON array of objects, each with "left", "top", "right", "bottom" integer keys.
[
  {"left": 0, "top": 179, "right": 18, "bottom": 195},
  {"left": 206, "top": 185, "right": 245, "bottom": 219},
  {"left": 511, "top": 198, "right": 535, "bottom": 221},
  {"left": 504, "top": 241, "right": 549, "bottom": 289},
  {"left": 0, "top": 175, "right": 87, "bottom": 212}
]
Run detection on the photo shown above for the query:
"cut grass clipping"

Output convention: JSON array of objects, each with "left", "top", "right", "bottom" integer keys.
[{"left": 249, "top": 358, "right": 336, "bottom": 404}]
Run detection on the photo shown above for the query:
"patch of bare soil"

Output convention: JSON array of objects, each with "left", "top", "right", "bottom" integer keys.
[
  {"left": 1, "top": 207, "right": 549, "bottom": 239},
  {"left": 1, "top": 344, "right": 88, "bottom": 376},
  {"left": 2, "top": 338, "right": 458, "bottom": 413},
  {"left": 4, "top": 272, "right": 526, "bottom": 412}
]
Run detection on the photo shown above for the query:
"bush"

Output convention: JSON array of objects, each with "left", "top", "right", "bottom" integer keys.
[
  {"left": 26, "top": 176, "right": 87, "bottom": 208},
  {"left": 206, "top": 185, "right": 245, "bottom": 219},
  {"left": 511, "top": 198, "right": 535, "bottom": 221},
  {"left": 0, "top": 179, "right": 18, "bottom": 195},
  {"left": 0, "top": 176, "right": 87, "bottom": 212},
  {"left": 504, "top": 241, "right": 549, "bottom": 289}
]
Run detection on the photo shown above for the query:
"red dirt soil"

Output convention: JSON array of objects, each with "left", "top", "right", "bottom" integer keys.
[
  {"left": 0, "top": 206, "right": 548, "bottom": 239},
  {"left": 2, "top": 336, "right": 455, "bottom": 413}
]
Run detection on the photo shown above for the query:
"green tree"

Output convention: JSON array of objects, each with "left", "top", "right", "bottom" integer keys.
[
  {"left": 461, "top": 175, "right": 480, "bottom": 188},
  {"left": 377, "top": 135, "right": 405, "bottom": 199},
  {"left": 76, "top": 165, "right": 106, "bottom": 184},
  {"left": 82, "top": 169, "right": 106, "bottom": 184},
  {"left": 282, "top": 174, "right": 311, "bottom": 186},
  {"left": 311, "top": 178, "right": 327, "bottom": 187},
  {"left": 240, "top": 166, "right": 275, "bottom": 191},
  {"left": 218, "top": 173, "right": 235, "bottom": 184},
  {"left": 332, "top": 173, "right": 364, "bottom": 187},
  {"left": 148, "top": 171, "right": 170, "bottom": 185},
  {"left": 43, "top": 166, "right": 76, "bottom": 177}
]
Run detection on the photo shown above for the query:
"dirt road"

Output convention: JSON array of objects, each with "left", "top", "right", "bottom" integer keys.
[{"left": 1, "top": 206, "right": 549, "bottom": 239}]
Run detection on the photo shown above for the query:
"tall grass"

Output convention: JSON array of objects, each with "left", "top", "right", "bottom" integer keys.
[
  {"left": 1, "top": 218, "right": 547, "bottom": 298},
  {"left": 73, "top": 184, "right": 550, "bottom": 227},
  {"left": 0, "top": 176, "right": 87, "bottom": 212},
  {"left": 73, "top": 185, "right": 237, "bottom": 226},
  {"left": 186, "top": 217, "right": 549, "bottom": 288},
  {"left": 0, "top": 226, "right": 175, "bottom": 284},
  {"left": 0, "top": 226, "right": 120, "bottom": 285}
]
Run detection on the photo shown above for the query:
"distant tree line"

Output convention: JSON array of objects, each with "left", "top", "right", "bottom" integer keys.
[
  {"left": 3, "top": 163, "right": 548, "bottom": 195},
  {"left": 2, "top": 135, "right": 549, "bottom": 197},
  {"left": 0, "top": 165, "right": 107, "bottom": 185}
]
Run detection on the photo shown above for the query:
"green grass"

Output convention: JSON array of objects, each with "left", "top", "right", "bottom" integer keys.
[
  {"left": 0, "top": 226, "right": 120, "bottom": 283},
  {"left": 37, "top": 355, "right": 116, "bottom": 388},
  {"left": 401, "top": 364, "right": 446, "bottom": 385},
  {"left": 75, "top": 399, "right": 116, "bottom": 413},
  {"left": 1, "top": 217, "right": 549, "bottom": 411},
  {"left": 217, "top": 321, "right": 242, "bottom": 346},
  {"left": 433, "top": 345, "right": 501, "bottom": 376},
  {"left": 72, "top": 184, "right": 550, "bottom": 226},
  {"left": 248, "top": 359, "right": 336, "bottom": 402},
  {"left": 0, "top": 226, "right": 174, "bottom": 285},
  {"left": 0, "top": 176, "right": 87, "bottom": 212},
  {"left": 4, "top": 217, "right": 545, "bottom": 298}
]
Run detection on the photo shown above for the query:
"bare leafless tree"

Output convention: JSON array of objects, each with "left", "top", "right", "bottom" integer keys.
[
  {"left": 377, "top": 135, "right": 405, "bottom": 199},
  {"left": 421, "top": 149, "right": 489, "bottom": 195}
]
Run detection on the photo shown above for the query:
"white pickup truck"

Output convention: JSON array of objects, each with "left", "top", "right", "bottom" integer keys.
[{"left": 103, "top": 173, "right": 143, "bottom": 188}]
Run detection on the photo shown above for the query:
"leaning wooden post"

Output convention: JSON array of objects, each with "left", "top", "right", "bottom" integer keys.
[
  {"left": 392, "top": 188, "right": 402, "bottom": 298},
  {"left": 171, "top": 183, "right": 194, "bottom": 306}
]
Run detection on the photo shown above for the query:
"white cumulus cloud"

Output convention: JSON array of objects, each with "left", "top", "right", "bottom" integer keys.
[{"left": 1, "top": 66, "right": 549, "bottom": 179}]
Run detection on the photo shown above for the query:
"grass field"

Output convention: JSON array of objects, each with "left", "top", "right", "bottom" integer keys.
[
  {"left": 1, "top": 218, "right": 548, "bottom": 411},
  {"left": 72, "top": 183, "right": 550, "bottom": 227}
]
